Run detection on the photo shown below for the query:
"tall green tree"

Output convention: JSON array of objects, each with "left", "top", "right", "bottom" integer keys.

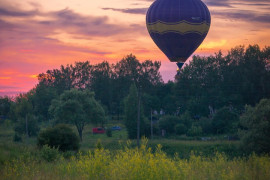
[
  {"left": 49, "top": 89, "right": 105, "bottom": 141},
  {"left": 31, "top": 84, "right": 57, "bottom": 121},
  {"left": 124, "top": 84, "right": 146, "bottom": 139},
  {"left": 212, "top": 107, "right": 239, "bottom": 134},
  {"left": 175, "top": 45, "right": 270, "bottom": 118},
  {"left": 239, "top": 99, "right": 270, "bottom": 154},
  {"left": 14, "top": 94, "right": 36, "bottom": 137},
  {"left": 142, "top": 93, "right": 160, "bottom": 117},
  {"left": 38, "top": 61, "right": 92, "bottom": 94},
  {"left": 113, "top": 54, "right": 163, "bottom": 117},
  {"left": 88, "top": 61, "right": 113, "bottom": 113},
  {"left": 36, "top": 57, "right": 163, "bottom": 118},
  {"left": 0, "top": 96, "right": 12, "bottom": 118}
]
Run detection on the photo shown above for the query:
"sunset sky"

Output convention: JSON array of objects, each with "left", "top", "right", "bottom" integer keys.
[{"left": 0, "top": 0, "right": 270, "bottom": 96}]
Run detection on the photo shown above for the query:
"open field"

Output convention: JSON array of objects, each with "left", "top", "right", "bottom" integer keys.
[
  {"left": 1, "top": 122, "right": 269, "bottom": 180},
  {"left": 0, "top": 122, "right": 241, "bottom": 160},
  {"left": 1, "top": 141, "right": 270, "bottom": 180}
]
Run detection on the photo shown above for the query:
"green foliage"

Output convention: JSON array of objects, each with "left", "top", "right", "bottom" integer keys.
[
  {"left": 13, "top": 133, "right": 22, "bottom": 142},
  {"left": 124, "top": 84, "right": 146, "bottom": 139},
  {"left": 31, "top": 84, "right": 57, "bottom": 120},
  {"left": 106, "top": 128, "right": 112, "bottom": 137},
  {"left": 212, "top": 107, "right": 239, "bottom": 134},
  {"left": 14, "top": 95, "right": 33, "bottom": 120},
  {"left": 198, "top": 116, "right": 213, "bottom": 134},
  {"left": 0, "top": 96, "right": 12, "bottom": 117},
  {"left": 37, "top": 124, "right": 80, "bottom": 152},
  {"left": 175, "top": 45, "right": 270, "bottom": 123},
  {"left": 39, "top": 145, "right": 61, "bottom": 162},
  {"left": 155, "top": 81, "right": 175, "bottom": 114},
  {"left": 142, "top": 93, "right": 160, "bottom": 117},
  {"left": 175, "top": 123, "right": 187, "bottom": 135},
  {"left": 49, "top": 89, "right": 105, "bottom": 141},
  {"left": 37, "top": 57, "right": 163, "bottom": 116},
  {"left": 95, "top": 139, "right": 103, "bottom": 150},
  {"left": 0, "top": 143, "right": 36, "bottom": 168},
  {"left": 187, "top": 125, "right": 203, "bottom": 137},
  {"left": 162, "top": 95, "right": 177, "bottom": 115},
  {"left": 158, "top": 115, "right": 181, "bottom": 134},
  {"left": 14, "top": 115, "right": 40, "bottom": 137},
  {"left": 186, "top": 97, "right": 209, "bottom": 117},
  {"left": 3, "top": 119, "right": 12, "bottom": 128},
  {"left": 239, "top": 99, "right": 270, "bottom": 154},
  {"left": 88, "top": 62, "right": 113, "bottom": 114},
  {"left": 179, "top": 111, "right": 193, "bottom": 128}
]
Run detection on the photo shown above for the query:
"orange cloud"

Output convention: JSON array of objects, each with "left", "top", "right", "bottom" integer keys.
[{"left": 0, "top": 77, "right": 11, "bottom": 80}]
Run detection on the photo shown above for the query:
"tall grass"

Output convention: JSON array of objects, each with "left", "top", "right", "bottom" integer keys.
[{"left": 2, "top": 140, "right": 270, "bottom": 180}]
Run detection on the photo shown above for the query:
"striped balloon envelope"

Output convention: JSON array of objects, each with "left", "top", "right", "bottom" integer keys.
[{"left": 146, "top": 0, "right": 211, "bottom": 69}]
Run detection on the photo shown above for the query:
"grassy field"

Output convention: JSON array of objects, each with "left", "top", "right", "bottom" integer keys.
[
  {"left": 1, "top": 141, "right": 270, "bottom": 180},
  {"left": 0, "top": 122, "right": 269, "bottom": 179},
  {"left": 0, "top": 121, "right": 241, "bottom": 162}
]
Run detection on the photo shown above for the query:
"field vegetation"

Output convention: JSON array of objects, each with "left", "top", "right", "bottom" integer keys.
[{"left": 1, "top": 139, "right": 270, "bottom": 180}]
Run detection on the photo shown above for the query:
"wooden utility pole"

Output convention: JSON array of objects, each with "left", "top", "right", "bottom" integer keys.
[
  {"left": 137, "top": 86, "right": 141, "bottom": 148},
  {"left": 151, "top": 109, "right": 153, "bottom": 139},
  {"left": 25, "top": 114, "right": 29, "bottom": 138}
]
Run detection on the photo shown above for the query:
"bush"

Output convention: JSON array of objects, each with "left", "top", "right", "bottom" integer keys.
[
  {"left": 179, "top": 111, "right": 193, "bottom": 129},
  {"left": 187, "top": 125, "right": 202, "bottom": 137},
  {"left": 95, "top": 139, "right": 103, "bottom": 150},
  {"left": 13, "top": 133, "right": 22, "bottom": 142},
  {"left": 175, "top": 124, "right": 187, "bottom": 135},
  {"left": 62, "top": 151, "right": 75, "bottom": 159},
  {"left": 198, "top": 117, "right": 213, "bottom": 134},
  {"left": 159, "top": 115, "right": 181, "bottom": 134},
  {"left": 37, "top": 124, "right": 80, "bottom": 151},
  {"left": 106, "top": 128, "right": 112, "bottom": 137},
  {"left": 40, "top": 145, "right": 61, "bottom": 162}
]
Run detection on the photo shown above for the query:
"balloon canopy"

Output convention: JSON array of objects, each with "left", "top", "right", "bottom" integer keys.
[{"left": 146, "top": 0, "right": 211, "bottom": 64}]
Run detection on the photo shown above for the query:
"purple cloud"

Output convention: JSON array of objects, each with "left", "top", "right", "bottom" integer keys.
[
  {"left": 102, "top": 7, "right": 148, "bottom": 15},
  {"left": 212, "top": 9, "right": 270, "bottom": 24},
  {"left": 0, "top": 6, "right": 146, "bottom": 39},
  {"left": 139, "top": 0, "right": 270, "bottom": 8},
  {"left": 0, "top": 7, "right": 39, "bottom": 17},
  {"left": 204, "top": 0, "right": 232, "bottom": 7}
]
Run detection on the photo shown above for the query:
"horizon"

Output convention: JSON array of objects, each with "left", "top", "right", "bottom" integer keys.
[{"left": 1, "top": 0, "right": 270, "bottom": 96}]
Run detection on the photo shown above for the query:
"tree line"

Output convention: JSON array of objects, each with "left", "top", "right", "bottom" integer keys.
[{"left": 0, "top": 45, "right": 270, "bottom": 153}]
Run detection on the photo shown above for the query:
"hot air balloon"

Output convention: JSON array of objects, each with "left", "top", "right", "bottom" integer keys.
[{"left": 146, "top": 0, "right": 211, "bottom": 69}]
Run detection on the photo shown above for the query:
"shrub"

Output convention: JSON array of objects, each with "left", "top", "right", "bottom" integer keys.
[
  {"left": 175, "top": 124, "right": 187, "bottom": 135},
  {"left": 187, "top": 125, "right": 202, "bottom": 137},
  {"left": 198, "top": 117, "right": 213, "bottom": 134},
  {"left": 13, "top": 133, "right": 22, "bottom": 142},
  {"left": 159, "top": 115, "right": 181, "bottom": 134},
  {"left": 106, "top": 128, "right": 112, "bottom": 137},
  {"left": 95, "top": 139, "right": 103, "bottom": 150},
  {"left": 179, "top": 111, "right": 193, "bottom": 128},
  {"left": 40, "top": 145, "right": 61, "bottom": 162},
  {"left": 62, "top": 151, "right": 75, "bottom": 159},
  {"left": 37, "top": 124, "right": 79, "bottom": 151}
]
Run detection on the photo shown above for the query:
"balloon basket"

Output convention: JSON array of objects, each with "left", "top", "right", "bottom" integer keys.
[{"left": 176, "top": 62, "right": 184, "bottom": 70}]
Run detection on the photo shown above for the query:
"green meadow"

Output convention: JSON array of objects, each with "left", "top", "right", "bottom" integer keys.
[{"left": 1, "top": 123, "right": 270, "bottom": 180}]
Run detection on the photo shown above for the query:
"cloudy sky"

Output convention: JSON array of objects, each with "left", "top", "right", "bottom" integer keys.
[{"left": 0, "top": 0, "right": 270, "bottom": 96}]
